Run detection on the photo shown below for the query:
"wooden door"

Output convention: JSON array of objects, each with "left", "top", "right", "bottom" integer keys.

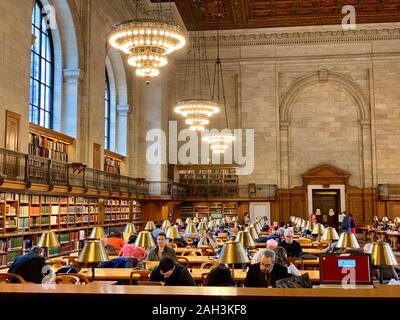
[
  {"left": 5, "top": 111, "right": 20, "bottom": 151},
  {"left": 93, "top": 143, "right": 101, "bottom": 170},
  {"left": 312, "top": 190, "right": 340, "bottom": 228}
]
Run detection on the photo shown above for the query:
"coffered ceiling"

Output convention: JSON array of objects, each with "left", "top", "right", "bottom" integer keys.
[{"left": 151, "top": 0, "right": 400, "bottom": 30}]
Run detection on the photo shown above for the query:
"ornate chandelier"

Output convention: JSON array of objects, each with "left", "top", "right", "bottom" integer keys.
[
  {"left": 174, "top": 1, "right": 219, "bottom": 131},
  {"left": 108, "top": 2, "right": 186, "bottom": 78},
  {"left": 203, "top": 30, "right": 234, "bottom": 154},
  {"left": 174, "top": 99, "right": 220, "bottom": 131},
  {"left": 203, "top": 132, "right": 235, "bottom": 154}
]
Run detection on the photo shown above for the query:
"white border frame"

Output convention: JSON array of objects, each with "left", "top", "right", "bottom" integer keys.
[{"left": 307, "top": 184, "right": 346, "bottom": 221}]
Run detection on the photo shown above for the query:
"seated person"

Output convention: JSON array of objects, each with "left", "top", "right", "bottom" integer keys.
[
  {"left": 257, "top": 226, "right": 280, "bottom": 243},
  {"left": 149, "top": 257, "right": 196, "bottom": 286},
  {"left": 98, "top": 256, "right": 141, "bottom": 268},
  {"left": 273, "top": 246, "right": 301, "bottom": 276},
  {"left": 244, "top": 249, "right": 289, "bottom": 288},
  {"left": 213, "top": 225, "right": 232, "bottom": 238},
  {"left": 106, "top": 232, "right": 125, "bottom": 255},
  {"left": 151, "top": 222, "right": 163, "bottom": 240},
  {"left": 206, "top": 264, "right": 235, "bottom": 287},
  {"left": 119, "top": 234, "right": 147, "bottom": 260},
  {"left": 147, "top": 232, "right": 177, "bottom": 262},
  {"left": 8, "top": 246, "right": 46, "bottom": 283},
  {"left": 168, "top": 237, "right": 188, "bottom": 248},
  {"left": 279, "top": 229, "right": 317, "bottom": 260},
  {"left": 251, "top": 239, "right": 278, "bottom": 264},
  {"left": 176, "top": 221, "right": 186, "bottom": 232}
]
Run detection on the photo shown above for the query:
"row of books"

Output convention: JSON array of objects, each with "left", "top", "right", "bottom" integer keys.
[
  {"left": 29, "top": 133, "right": 68, "bottom": 152},
  {"left": 29, "top": 144, "right": 68, "bottom": 162}
]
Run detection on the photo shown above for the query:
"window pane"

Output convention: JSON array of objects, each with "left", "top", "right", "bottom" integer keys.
[{"left": 30, "top": 1, "right": 54, "bottom": 129}]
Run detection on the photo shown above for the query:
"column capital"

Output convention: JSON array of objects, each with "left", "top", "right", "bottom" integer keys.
[
  {"left": 280, "top": 121, "right": 290, "bottom": 129},
  {"left": 63, "top": 69, "right": 84, "bottom": 84},
  {"left": 359, "top": 119, "right": 371, "bottom": 128},
  {"left": 117, "top": 104, "right": 131, "bottom": 115}
]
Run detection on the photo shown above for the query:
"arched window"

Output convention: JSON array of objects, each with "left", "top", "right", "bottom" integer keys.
[
  {"left": 30, "top": 1, "right": 54, "bottom": 128},
  {"left": 105, "top": 69, "right": 111, "bottom": 150}
]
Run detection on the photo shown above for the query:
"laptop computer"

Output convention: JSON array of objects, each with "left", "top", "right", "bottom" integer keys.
[{"left": 319, "top": 253, "right": 374, "bottom": 288}]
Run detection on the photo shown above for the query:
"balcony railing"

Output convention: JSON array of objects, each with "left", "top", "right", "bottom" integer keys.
[{"left": 0, "top": 148, "right": 277, "bottom": 199}]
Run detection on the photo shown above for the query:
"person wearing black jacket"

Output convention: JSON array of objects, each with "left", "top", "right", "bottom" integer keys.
[
  {"left": 8, "top": 246, "right": 46, "bottom": 283},
  {"left": 149, "top": 257, "right": 196, "bottom": 286},
  {"left": 244, "top": 249, "right": 289, "bottom": 288}
]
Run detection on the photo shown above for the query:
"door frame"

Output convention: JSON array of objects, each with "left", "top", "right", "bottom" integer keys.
[{"left": 307, "top": 184, "right": 345, "bottom": 219}]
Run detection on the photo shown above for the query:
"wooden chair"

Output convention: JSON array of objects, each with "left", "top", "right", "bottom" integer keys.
[
  {"left": 0, "top": 273, "right": 26, "bottom": 283},
  {"left": 53, "top": 275, "right": 81, "bottom": 285},
  {"left": 177, "top": 256, "right": 189, "bottom": 266},
  {"left": 200, "top": 247, "right": 215, "bottom": 256},
  {"left": 129, "top": 270, "right": 151, "bottom": 285},
  {"left": 62, "top": 256, "right": 79, "bottom": 266},
  {"left": 216, "top": 238, "right": 225, "bottom": 246},
  {"left": 47, "top": 259, "right": 67, "bottom": 269},
  {"left": 200, "top": 260, "right": 219, "bottom": 269},
  {"left": 166, "top": 243, "right": 177, "bottom": 249},
  {"left": 73, "top": 274, "right": 90, "bottom": 284},
  {"left": 298, "top": 237, "right": 312, "bottom": 245}
]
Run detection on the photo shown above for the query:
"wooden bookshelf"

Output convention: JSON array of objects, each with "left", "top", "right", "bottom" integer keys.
[
  {"left": 28, "top": 123, "right": 74, "bottom": 162},
  {"left": 178, "top": 166, "right": 239, "bottom": 198},
  {"left": 179, "top": 201, "right": 238, "bottom": 220},
  {"left": 104, "top": 150, "right": 125, "bottom": 175}
]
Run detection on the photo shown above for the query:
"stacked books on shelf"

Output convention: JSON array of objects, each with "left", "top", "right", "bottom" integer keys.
[
  {"left": 104, "top": 155, "right": 121, "bottom": 175},
  {"left": 29, "top": 132, "right": 69, "bottom": 162}
]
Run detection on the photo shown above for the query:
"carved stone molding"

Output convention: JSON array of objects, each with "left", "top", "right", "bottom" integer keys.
[
  {"left": 63, "top": 69, "right": 83, "bottom": 84},
  {"left": 201, "top": 27, "right": 400, "bottom": 48},
  {"left": 280, "top": 70, "right": 370, "bottom": 123}
]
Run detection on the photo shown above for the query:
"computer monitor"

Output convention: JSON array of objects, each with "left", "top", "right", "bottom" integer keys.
[{"left": 319, "top": 253, "right": 373, "bottom": 287}]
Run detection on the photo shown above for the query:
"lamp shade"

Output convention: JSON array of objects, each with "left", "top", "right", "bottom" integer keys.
[
  {"left": 166, "top": 226, "right": 181, "bottom": 239},
  {"left": 218, "top": 241, "right": 249, "bottom": 264},
  {"left": 208, "top": 220, "right": 216, "bottom": 229},
  {"left": 245, "top": 226, "right": 258, "bottom": 240},
  {"left": 192, "top": 217, "right": 200, "bottom": 224},
  {"left": 185, "top": 218, "right": 193, "bottom": 224},
  {"left": 89, "top": 227, "right": 106, "bottom": 239},
  {"left": 197, "top": 221, "right": 207, "bottom": 231},
  {"left": 134, "top": 231, "right": 155, "bottom": 249},
  {"left": 37, "top": 231, "right": 60, "bottom": 248},
  {"left": 321, "top": 227, "right": 339, "bottom": 241},
  {"left": 253, "top": 223, "right": 262, "bottom": 234},
  {"left": 373, "top": 216, "right": 379, "bottom": 222},
  {"left": 202, "top": 217, "right": 208, "bottom": 223},
  {"left": 336, "top": 232, "right": 360, "bottom": 249},
  {"left": 370, "top": 242, "right": 397, "bottom": 266},
  {"left": 215, "top": 219, "right": 222, "bottom": 226},
  {"left": 382, "top": 216, "right": 389, "bottom": 223},
  {"left": 176, "top": 218, "right": 183, "bottom": 225},
  {"left": 300, "top": 219, "right": 307, "bottom": 229},
  {"left": 235, "top": 231, "right": 256, "bottom": 248},
  {"left": 305, "top": 221, "right": 314, "bottom": 232},
  {"left": 394, "top": 217, "right": 400, "bottom": 224},
  {"left": 162, "top": 220, "right": 171, "bottom": 229},
  {"left": 123, "top": 223, "right": 137, "bottom": 234},
  {"left": 185, "top": 223, "right": 197, "bottom": 234},
  {"left": 78, "top": 240, "right": 109, "bottom": 263},
  {"left": 144, "top": 221, "right": 156, "bottom": 231},
  {"left": 312, "top": 223, "right": 325, "bottom": 235}
]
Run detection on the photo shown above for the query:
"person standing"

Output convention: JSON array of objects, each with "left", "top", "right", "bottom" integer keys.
[
  {"left": 348, "top": 212, "right": 356, "bottom": 234},
  {"left": 340, "top": 211, "right": 351, "bottom": 233}
]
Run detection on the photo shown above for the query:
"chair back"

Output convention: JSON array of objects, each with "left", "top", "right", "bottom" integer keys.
[
  {"left": 129, "top": 270, "right": 151, "bottom": 284},
  {"left": 53, "top": 275, "right": 81, "bottom": 285},
  {"left": 177, "top": 256, "right": 189, "bottom": 266},
  {"left": 298, "top": 237, "right": 312, "bottom": 245},
  {"left": 0, "top": 273, "right": 26, "bottom": 283},
  {"left": 200, "top": 260, "right": 219, "bottom": 269}
]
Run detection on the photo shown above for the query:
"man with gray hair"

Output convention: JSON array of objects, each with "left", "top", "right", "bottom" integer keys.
[{"left": 244, "top": 249, "right": 289, "bottom": 287}]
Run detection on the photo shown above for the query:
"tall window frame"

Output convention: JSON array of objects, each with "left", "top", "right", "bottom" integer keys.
[
  {"left": 30, "top": 0, "right": 55, "bottom": 129},
  {"left": 104, "top": 69, "right": 111, "bottom": 150}
]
